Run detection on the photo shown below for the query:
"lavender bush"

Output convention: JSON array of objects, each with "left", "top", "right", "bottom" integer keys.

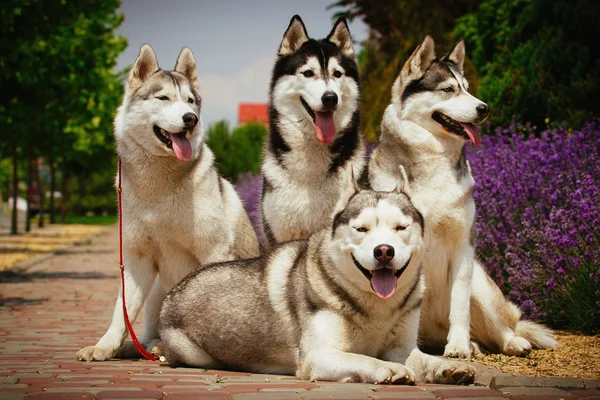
[
  {"left": 236, "top": 121, "right": 600, "bottom": 332},
  {"left": 468, "top": 120, "right": 600, "bottom": 332}
]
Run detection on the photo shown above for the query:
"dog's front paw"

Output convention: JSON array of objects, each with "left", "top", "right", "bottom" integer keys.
[
  {"left": 76, "top": 346, "right": 117, "bottom": 362},
  {"left": 431, "top": 361, "right": 475, "bottom": 385},
  {"left": 444, "top": 335, "right": 472, "bottom": 358},
  {"left": 503, "top": 336, "right": 532, "bottom": 356},
  {"left": 372, "top": 363, "right": 416, "bottom": 385}
]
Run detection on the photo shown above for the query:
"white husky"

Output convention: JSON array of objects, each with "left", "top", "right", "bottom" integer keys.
[
  {"left": 368, "top": 36, "right": 556, "bottom": 358},
  {"left": 76, "top": 44, "right": 260, "bottom": 361}
]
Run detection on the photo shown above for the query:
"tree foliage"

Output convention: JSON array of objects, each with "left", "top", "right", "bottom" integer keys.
[
  {"left": 0, "top": 0, "right": 126, "bottom": 230},
  {"left": 330, "top": 0, "right": 482, "bottom": 141},
  {"left": 206, "top": 121, "right": 268, "bottom": 183},
  {"left": 454, "top": 0, "right": 600, "bottom": 129}
]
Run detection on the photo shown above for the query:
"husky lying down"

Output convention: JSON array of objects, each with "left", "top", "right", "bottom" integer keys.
[
  {"left": 368, "top": 36, "right": 556, "bottom": 358},
  {"left": 159, "top": 169, "right": 474, "bottom": 384}
]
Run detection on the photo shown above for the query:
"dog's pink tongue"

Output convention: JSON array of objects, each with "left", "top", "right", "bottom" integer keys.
[
  {"left": 315, "top": 111, "right": 336, "bottom": 144},
  {"left": 370, "top": 268, "right": 397, "bottom": 300},
  {"left": 459, "top": 123, "right": 481, "bottom": 146},
  {"left": 169, "top": 133, "right": 192, "bottom": 162}
]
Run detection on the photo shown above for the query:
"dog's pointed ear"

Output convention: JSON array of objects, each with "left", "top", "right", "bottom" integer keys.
[
  {"left": 175, "top": 47, "right": 199, "bottom": 91},
  {"left": 129, "top": 44, "right": 159, "bottom": 91},
  {"left": 443, "top": 38, "right": 465, "bottom": 74},
  {"left": 391, "top": 35, "right": 436, "bottom": 103},
  {"left": 279, "top": 15, "right": 309, "bottom": 56},
  {"left": 327, "top": 17, "right": 354, "bottom": 58},
  {"left": 393, "top": 165, "right": 411, "bottom": 196},
  {"left": 332, "top": 166, "right": 360, "bottom": 218}
]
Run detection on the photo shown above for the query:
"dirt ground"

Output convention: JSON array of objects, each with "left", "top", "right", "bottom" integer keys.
[
  {"left": 0, "top": 223, "right": 106, "bottom": 270},
  {"left": 474, "top": 330, "right": 600, "bottom": 379}
]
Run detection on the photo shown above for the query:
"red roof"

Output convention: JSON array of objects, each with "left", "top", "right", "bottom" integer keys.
[{"left": 238, "top": 103, "right": 268, "bottom": 126}]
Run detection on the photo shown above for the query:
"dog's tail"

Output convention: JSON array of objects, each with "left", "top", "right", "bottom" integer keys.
[{"left": 515, "top": 320, "right": 558, "bottom": 349}]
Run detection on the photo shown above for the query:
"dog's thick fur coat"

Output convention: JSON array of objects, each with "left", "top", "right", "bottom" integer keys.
[
  {"left": 76, "top": 45, "right": 260, "bottom": 362},
  {"left": 368, "top": 36, "right": 556, "bottom": 358},
  {"left": 261, "top": 15, "right": 366, "bottom": 247},
  {"left": 160, "top": 170, "right": 474, "bottom": 384}
]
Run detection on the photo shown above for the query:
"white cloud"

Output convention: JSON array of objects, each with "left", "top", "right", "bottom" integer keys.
[{"left": 198, "top": 55, "right": 275, "bottom": 127}]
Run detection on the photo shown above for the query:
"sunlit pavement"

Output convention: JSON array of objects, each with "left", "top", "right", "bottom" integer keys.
[{"left": 0, "top": 226, "right": 598, "bottom": 400}]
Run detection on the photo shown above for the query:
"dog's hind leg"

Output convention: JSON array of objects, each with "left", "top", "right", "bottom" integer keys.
[
  {"left": 469, "top": 263, "right": 534, "bottom": 356},
  {"left": 161, "top": 328, "right": 223, "bottom": 368},
  {"left": 117, "top": 276, "right": 167, "bottom": 358},
  {"left": 76, "top": 257, "right": 156, "bottom": 361}
]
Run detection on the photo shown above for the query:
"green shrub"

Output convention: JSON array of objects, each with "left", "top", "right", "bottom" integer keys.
[
  {"left": 455, "top": 0, "right": 600, "bottom": 130},
  {"left": 206, "top": 121, "right": 267, "bottom": 182}
]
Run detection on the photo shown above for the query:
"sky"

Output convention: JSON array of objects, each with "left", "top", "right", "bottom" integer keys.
[{"left": 116, "top": 0, "right": 369, "bottom": 127}]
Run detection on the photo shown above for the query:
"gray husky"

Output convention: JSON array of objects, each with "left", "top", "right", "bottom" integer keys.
[
  {"left": 368, "top": 36, "right": 556, "bottom": 358},
  {"left": 159, "top": 169, "right": 475, "bottom": 384},
  {"left": 261, "top": 15, "right": 366, "bottom": 247},
  {"left": 77, "top": 45, "right": 260, "bottom": 361}
]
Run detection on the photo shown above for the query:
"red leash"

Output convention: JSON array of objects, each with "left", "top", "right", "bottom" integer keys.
[{"left": 118, "top": 158, "right": 157, "bottom": 361}]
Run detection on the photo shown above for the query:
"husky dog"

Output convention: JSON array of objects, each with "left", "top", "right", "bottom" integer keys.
[
  {"left": 76, "top": 45, "right": 260, "bottom": 362},
  {"left": 368, "top": 36, "right": 556, "bottom": 358},
  {"left": 261, "top": 15, "right": 366, "bottom": 246},
  {"left": 159, "top": 169, "right": 475, "bottom": 385}
]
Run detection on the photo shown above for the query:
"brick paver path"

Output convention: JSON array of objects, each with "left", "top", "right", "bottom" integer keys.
[{"left": 1, "top": 226, "right": 598, "bottom": 400}]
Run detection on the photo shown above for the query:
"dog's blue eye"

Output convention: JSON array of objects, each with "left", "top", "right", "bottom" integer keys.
[
  {"left": 395, "top": 225, "right": 407, "bottom": 231},
  {"left": 355, "top": 227, "right": 368, "bottom": 233},
  {"left": 302, "top": 70, "right": 315, "bottom": 78},
  {"left": 333, "top": 70, "right": 343, "bottom": 78},
  {"left": 442, "top": 87, "right": 454, "bottom": 93},
  {"left": 188, "top": 98, "right": 194, "bottom": 104},
  {"left": 157, "top": 96, "right": 170, "bottom": 101}
]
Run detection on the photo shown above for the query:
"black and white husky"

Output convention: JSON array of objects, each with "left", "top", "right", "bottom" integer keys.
[
  {"left": 159, "top": 168, "right": 475, "bottom": 385},
  {"left": 368, "top": 36, "right": 556, "bottom": 358},
  {"left": 260, "top": 15, "right": 366, "bottom": 246}
]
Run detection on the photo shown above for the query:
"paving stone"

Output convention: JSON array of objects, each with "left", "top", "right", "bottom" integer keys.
[
  {"left": 301, "top": 392, "right": 372, "bottom": 400},
  {"left": 310, "top": 383, "right": 376, "bottom": 393},
  {"left": 45, "top": 386, "right": 142, "bottom": 394},
  {"left": 0, "top": 393, "right": 27, "bottom": 400},
  {"left": 234, "top": 393, "right": 302, "bottom": 399},
  {"left": 372, "top": 386, "right": 429, "bottom": 393},
  {"left": 371, "top": 392, "right": 437, "bottom": 399},
  {"left": 0, "top": 384, "right": 29, "bottom": 388},
  {"left": 27, "top": 394, "right": 95, "bottom": 400},
  {"left": 432, "top": 388, "right": 507, "bottom": 398},
  {"left": 570, "top": 389, "right": 600, "bottom": 398},
  {"left": 0, "top": 376, "right": 19, "bottom": 384},
  {"left": 164, "top": 392, "right": 233, "bottom": 400},
  {"left": 443, "top": 398, "right": 508, "bottom": 400},
  {"left": 511, "top": 396, "right": 577, "bottom": 400},
  {"left": 500, "top": 386, "right": 572, "bottom": 395},
  {"left": 585, "top": 381, "right": 600, "bottom": 389},
  {"left": 96, "top": 390, "right": 165, "bottom": 399},
  {"left": 491, "top": 375, "right": 585, "bottom": 390}
]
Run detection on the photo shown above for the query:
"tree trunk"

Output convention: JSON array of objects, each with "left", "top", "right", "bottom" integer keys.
[
  {"left": 25, "top": 147, "right": 33, "bottom": 232},
  {"left": 36, "top": 158, "right": 45, "bottom": 228},
  {"left": 49, "top": 159, "right": 56, "bottom": 224},
  {"left": 10, "top": 145, "right": 18, "bottom": 235},
  {"left": 60, "top": 157, "right": 69, "bottom": 224}
]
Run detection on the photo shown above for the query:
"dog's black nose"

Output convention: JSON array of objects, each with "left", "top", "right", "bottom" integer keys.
[
  {"left": 476, "top": 103, "right": 489, "bottom": 117},
  {"left": 321, "top": 91, "right": 338, "bottom": 109},
  {"left": 374, "top": 244, "right": 394, "bottom": 265},
  {"left": 182, "top": 112, "right": 198, "bottom": 127}
]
